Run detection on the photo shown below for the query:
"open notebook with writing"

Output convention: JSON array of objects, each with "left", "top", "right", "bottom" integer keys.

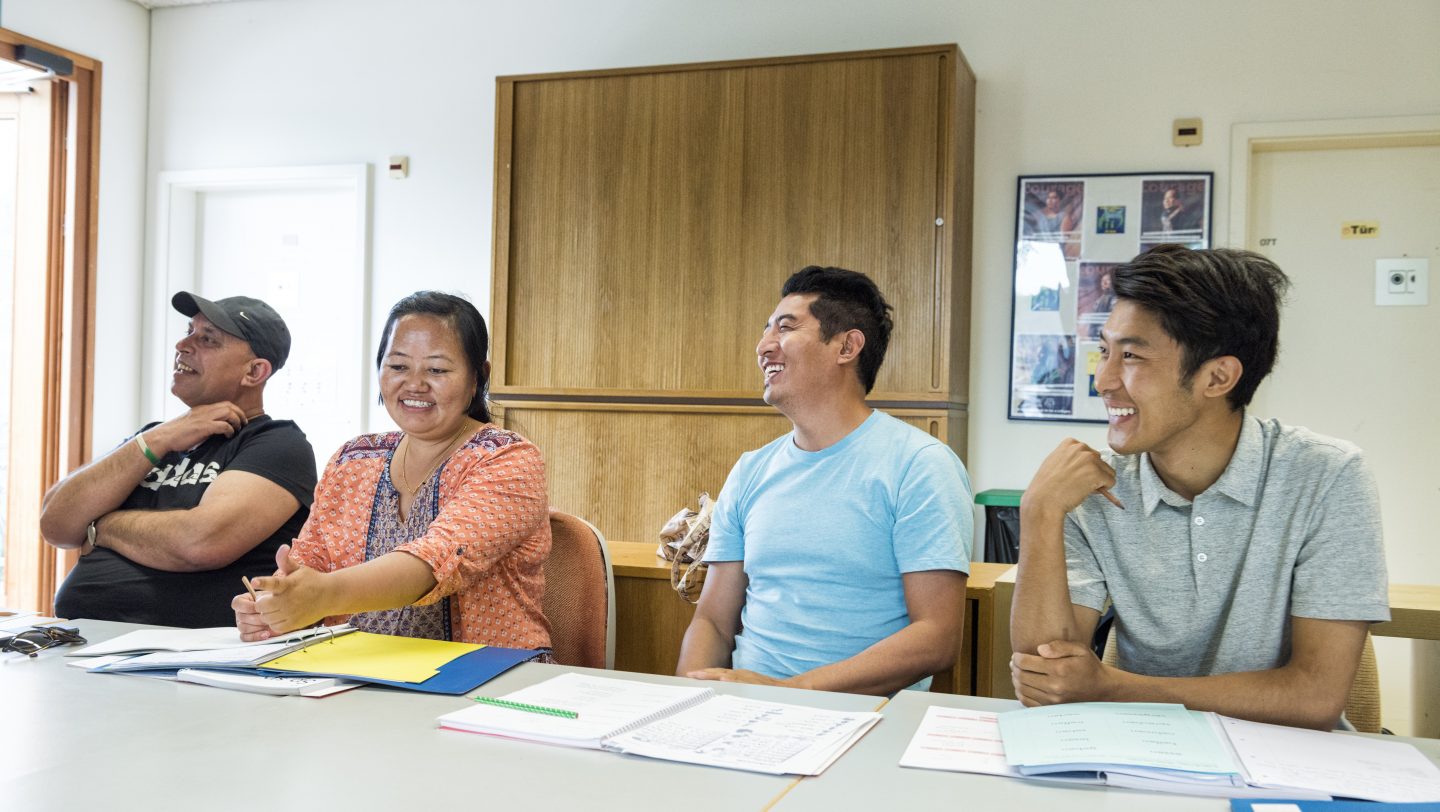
[{"left": 438, "top": 672, "right": 882, "bottom": 775}]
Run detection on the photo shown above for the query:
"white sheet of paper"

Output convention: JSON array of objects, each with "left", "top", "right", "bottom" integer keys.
[
  {"left": 1, "top": 615, "right": 62, "bottom": 634},
  {"left": 1222, "top": 716, "right": 1440, "bottom": 803},
  {"left": 899, "top": 706, "right": 1020, "bottom": 776},
  {"left": 67, "top": 655, "right": 130, "bottom": 669}
]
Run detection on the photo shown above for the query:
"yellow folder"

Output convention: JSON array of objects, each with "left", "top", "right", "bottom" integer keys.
[{"left": 262, "top": 631, "right": 483, "bottom": 683}]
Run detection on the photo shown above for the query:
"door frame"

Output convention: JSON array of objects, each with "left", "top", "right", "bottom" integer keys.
[{"left": 1228, "top": 114, "right": 1440, "bottom": 247}]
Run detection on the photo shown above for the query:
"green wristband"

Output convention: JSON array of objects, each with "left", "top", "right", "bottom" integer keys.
[{"left": 135, "top": 434, "right": 161, "bottom": 466}]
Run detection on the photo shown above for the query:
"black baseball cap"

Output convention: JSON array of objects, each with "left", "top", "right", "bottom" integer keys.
[{"left": 172, "top": 291, "right": 292, "bottom": 371}]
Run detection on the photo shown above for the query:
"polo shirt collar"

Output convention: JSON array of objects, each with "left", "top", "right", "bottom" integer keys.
[
  {"left": 1137, "top": 453, "right": 1183, "bottom": 514},
  {"left": 1137, "top": 414, "right": 1262, "bottom": 512},
  {"left": 1206, "top": 414, "right": 1263, "bottom": 508}
]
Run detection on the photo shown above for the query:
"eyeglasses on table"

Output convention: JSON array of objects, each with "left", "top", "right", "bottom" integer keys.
[{"left": 0, "top": 625, "right": 87, "bottom": 657}]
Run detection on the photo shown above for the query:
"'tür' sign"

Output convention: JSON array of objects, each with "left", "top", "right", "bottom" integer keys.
[{"left": 1341, "top": 221, "right": 1380, "bottom": 239}]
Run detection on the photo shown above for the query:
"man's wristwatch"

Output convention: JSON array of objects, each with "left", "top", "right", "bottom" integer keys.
[{"left": 82, "top": 521, "right": 98, "bottom": 556}]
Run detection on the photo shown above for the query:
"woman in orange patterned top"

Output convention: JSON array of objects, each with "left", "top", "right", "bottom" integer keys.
[{"left": 232, "top": 292, "right": 551, "bottom": 649}]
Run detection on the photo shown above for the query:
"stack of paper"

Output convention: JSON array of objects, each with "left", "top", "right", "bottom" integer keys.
[
  {"left": 998, "top": 703, "right": 1270, "bottom": 796},
  {"left": 900, "top": 702, "right": 1440, "bottom": 803},
  {"left": 71, "top": 624, "right": 351, "bottom": 657},
  {"left": 440, "top": 673, "right": 882, "bottom": 775},
  {"left": 92, "top": 639, "right": 309, "bottom": 671},
  {"left": 81, "top": 629, "right": 537, "bottom": 695}
]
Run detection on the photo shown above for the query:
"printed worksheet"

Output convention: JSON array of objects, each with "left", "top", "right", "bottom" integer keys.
[{"left": 899, "top": 706, "right": 1019, "bottom": 776}]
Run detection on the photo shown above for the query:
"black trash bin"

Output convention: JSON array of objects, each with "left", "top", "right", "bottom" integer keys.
[{"left": 975, "top": 489, "right": 1023, "bottom": 564}]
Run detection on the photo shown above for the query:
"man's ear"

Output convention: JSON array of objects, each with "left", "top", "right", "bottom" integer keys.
[
  {"left": 244, "top": 358, "right": 275, "bottom": 388},
  {"left": 837, "top": 329, "right": 866, "bottom": 365},
  {"left": 1199, "top": 355, "right": 1242, "bottom": 401}
]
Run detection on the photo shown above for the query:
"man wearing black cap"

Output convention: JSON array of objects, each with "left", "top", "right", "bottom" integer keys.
[{"left": 42, "top": 292, "right": 318, "bottom": 627}]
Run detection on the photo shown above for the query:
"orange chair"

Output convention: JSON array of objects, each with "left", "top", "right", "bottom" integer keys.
[{"left": 543, "top": 509, "right": 615, "bottom": 669}]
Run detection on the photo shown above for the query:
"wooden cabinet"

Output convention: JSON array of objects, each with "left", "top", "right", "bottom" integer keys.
[{"left": 492, "top": 44, "right": 975, "bottom": 546}]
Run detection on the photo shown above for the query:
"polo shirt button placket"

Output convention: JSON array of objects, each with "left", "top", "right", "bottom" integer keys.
[{"left": 1192, "top": 513, "right": 1208, "bottom": 578}]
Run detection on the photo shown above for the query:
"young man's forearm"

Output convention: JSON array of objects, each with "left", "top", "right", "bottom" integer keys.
[
  {"left": 784, "top": 617, "right": 959, "bottom": 696},
  {"left": 1103, "top": 665, "right": 1349, "bottom": 731},
  {"left": 1011, "top": 503, "right": 1089, "bottom": 653}
]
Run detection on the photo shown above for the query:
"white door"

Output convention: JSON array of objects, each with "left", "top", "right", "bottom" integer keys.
[
  {"left": 151, "top": 167, "right": 371, "bottom": 471},
  {"left": 1247, "top": 138, "right": 1440, "bottom": 736}
]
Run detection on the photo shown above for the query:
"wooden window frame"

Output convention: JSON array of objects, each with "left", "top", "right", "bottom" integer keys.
[{"left": 0, "top": 29, "right": 100, "bottom": 612}]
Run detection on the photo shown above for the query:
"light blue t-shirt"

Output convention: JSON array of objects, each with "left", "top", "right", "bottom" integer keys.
[{"left": 704, "top": 410, "right": 973, "bottom": 680}]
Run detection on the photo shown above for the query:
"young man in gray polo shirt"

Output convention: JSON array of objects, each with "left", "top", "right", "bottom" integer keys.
[{"left": 1010, "top": 245, "right": 1389, "bottom": 730}]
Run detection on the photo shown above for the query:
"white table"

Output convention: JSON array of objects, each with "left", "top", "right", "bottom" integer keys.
[
  {"left": 1, "top": 620, "right": 883, "bottom": 811},
  {"left": 773, "top": 689, "right": 1440, "bottom": 811}
]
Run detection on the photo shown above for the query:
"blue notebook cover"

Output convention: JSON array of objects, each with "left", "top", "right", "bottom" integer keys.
[{"left": 1231, "top": 801, "right": 1440, "bottom": 811}]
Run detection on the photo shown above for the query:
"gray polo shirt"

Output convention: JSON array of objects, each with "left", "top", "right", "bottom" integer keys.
[{"left": 1065, "top": 416, "right": 1389, "bottom": 678}]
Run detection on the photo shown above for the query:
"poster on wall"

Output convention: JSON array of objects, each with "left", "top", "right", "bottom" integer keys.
[{"left": 1008, "top": 172, "right": 1213, "bottom": 422}]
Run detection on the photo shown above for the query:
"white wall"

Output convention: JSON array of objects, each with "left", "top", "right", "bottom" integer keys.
[
  {"left": 2, "top": 0, "right": 150, "bottom": 448},
  {"left": 140, "top": 0, "right": 1440, "bottom": 466}
]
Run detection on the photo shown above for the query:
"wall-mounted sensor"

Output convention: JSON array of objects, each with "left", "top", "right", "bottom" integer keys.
[
  {"left": 1375, "top": 258, "right": 1429, "bottom": 306},
  {"left": 389, "top": 156, "right": 409, "bottom": 179},
  {"left": 1173, "top": 118, "right": 1202, "bottom": 147}
]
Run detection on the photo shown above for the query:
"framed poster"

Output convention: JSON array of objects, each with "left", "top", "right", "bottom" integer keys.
[{"left": 1008, "top": 172, "right": 1213, "bottom": 422}]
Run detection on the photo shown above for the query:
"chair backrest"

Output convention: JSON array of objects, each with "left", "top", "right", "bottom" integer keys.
[
  {"left": 1101, "top": 630, "right": 1382, "bottom": 733},
  {"left": 542, "top": 509, "right": 615, "bottom": 669},
  {"left": 1345, "top": 633, "right": 1382, "bottom": 733}
]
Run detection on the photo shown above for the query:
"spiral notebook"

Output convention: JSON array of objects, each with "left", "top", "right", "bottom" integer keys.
[
  {"left": 440, "top": 672, "right": 715, "bottom": 748},
  {"left": 438, "top": 672, "right": 882, "bottom": 775}
]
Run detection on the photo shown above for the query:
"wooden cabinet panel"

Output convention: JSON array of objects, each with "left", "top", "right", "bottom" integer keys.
[
  {"left": 739, "top": 54, "right": 945, "bottom": 398},
  {"left": 497, "top": 401, "right": 965, "bottom": 544},
  {"left": 502, "top": 69, "right": 747, "bottom": 394},
  {"left": 494, "top": 45, "right": 972, "bottom": 404}
]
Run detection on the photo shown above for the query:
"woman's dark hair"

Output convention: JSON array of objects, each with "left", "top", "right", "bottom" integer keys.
[
  {"left": 780, "top": 266, "right": 894, "bottom": 393},
  {"left": 1112, "top": 245, "right": 1290, "bottom": 410},
  {"left": 375, "top": 291, "right": 491, "bottom": 422}
]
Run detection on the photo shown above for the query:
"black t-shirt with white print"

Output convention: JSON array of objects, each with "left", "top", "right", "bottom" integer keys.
[{"left": 54, "top": 415, "right": 317, "bottom": 628}]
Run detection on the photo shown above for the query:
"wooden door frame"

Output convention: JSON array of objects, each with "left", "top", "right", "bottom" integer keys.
[{"left": 0, "top": 28, "right": 101, "bottom": 611}]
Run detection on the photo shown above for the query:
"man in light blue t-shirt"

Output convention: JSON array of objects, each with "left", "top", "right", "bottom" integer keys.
[{"left": 676, "top": 266, "right": 973, "bottom": 696}]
